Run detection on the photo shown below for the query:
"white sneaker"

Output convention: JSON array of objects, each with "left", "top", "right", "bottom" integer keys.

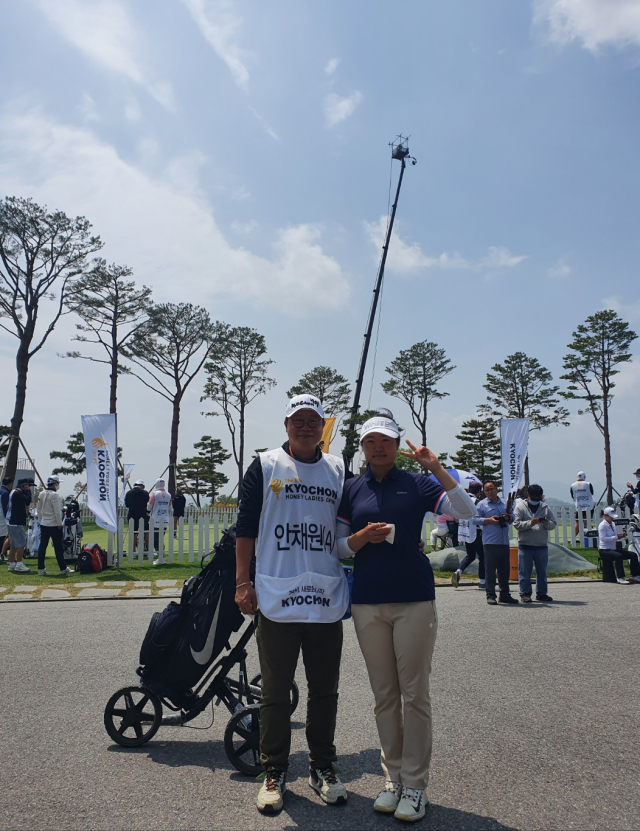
[
  {"left": 309, "top": 765, "right": 347, "bottom": 804},
  {"left": 13, "top": 562, "right": 30, "bottom": 573},
  {"left": 617, "top": 578, "right": 630, "bottom": 584},
  {"left": 394, "top": 787, "right": 429, "bottom": 822},
  {"left": 59, "top": 567, "right": 72, "bottom": 576},
  {"left": 38, "top": 569, "right": 47, "bottom": 576},
  {"left": 374, "top": 780, "right": 402, "bottom": 813},
  {"left": 451, "top": 569, "right": 461, "bottom": 588},
  {"left": 629, "top": 575, "right": 640, "bottom": 584},
  {"left": 256, "top": 769, "right": 286, "bottom": 814},
  {"left": 8, "top": 562, "right": 16, "bottom": 571}
]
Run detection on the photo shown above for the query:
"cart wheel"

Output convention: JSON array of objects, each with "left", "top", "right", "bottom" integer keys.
[
  {"left": 104, "top": 686, "right": 162, "bottom": 747},
  {"left": 249, "top": 674, "right": 299, "bottom": 715},
  {"left": 224, "top": 705, "right": 262, "bottom": 776}
]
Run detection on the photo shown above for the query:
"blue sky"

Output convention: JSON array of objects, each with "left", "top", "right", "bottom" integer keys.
[{"left": 1, "top": 0, "right": 639, "bottom": 500}]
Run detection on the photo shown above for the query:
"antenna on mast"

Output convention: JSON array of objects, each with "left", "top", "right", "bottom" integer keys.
[{"left": 343, "top": 136, "right": 417, "bottom": 469}]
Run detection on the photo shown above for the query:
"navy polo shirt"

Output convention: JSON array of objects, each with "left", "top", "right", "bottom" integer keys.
[{"left": 337, "top": 466, "right": 445, "bottom": 605}]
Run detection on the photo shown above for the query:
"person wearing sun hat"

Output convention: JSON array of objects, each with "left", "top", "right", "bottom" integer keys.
[
  {"left": 335, "top": 415, "right": 476, "bottom": 822},
  {"left": 598, "top": 506, "right": 640, "bottom": 584},
  {"left": 235, "top": 393, "right": 350, "bottom": 814}
]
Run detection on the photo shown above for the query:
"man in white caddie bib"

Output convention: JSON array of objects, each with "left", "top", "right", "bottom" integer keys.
[
  {"left": 148, "top": 478, "right": 172, "bottom": 553},
  {"left": 235, "top": 395, "right": 349, "bottom": 815},
  {"left": 570, "top": 471, "right": 595, "bottom": 538}
]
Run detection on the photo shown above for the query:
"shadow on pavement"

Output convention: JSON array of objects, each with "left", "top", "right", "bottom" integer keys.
[
  {"left": 279, "top": 790, "right": 516, "bottom": 831},
  {"left": 108, "top": 739, "right": 231, "bottom": 773}
]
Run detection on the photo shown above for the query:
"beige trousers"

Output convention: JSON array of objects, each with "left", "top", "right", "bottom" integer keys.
[{"left": 352, "top": 601, "right": 438, "bottom": 790}]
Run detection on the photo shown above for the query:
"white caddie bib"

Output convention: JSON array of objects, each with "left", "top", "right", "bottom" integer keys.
[
  {"left": 255, "top": 447, "right": 348, "bottom": 623},
  {"left": 571, "top": 481, "right": 594, "bottom": 511},
  {"left": 151, "top": 490, "right": 172, "bottom": 521},
  {"left": 457, "top": 518, "right": 477, "bottom": 544}
]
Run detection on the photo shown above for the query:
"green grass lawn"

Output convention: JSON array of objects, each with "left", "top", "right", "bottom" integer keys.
[{"left": 0, "top": 535, "right": 608, "bottom": 593}]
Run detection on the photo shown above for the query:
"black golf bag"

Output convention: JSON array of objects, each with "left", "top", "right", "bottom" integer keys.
[
  {"left": 62, "top": 499, "right": 83, "bottom": 563},
  {"left": 138, "top": 525, "right": 244, "bottom": 707}
]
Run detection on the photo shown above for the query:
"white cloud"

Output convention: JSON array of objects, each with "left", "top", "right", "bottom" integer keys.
[
  {"left": 325, "top": 57, "right": 340, "bottom": 75},
  {"left": 78, "top": 92, "right": 99, "bottom": 122},
  {"left": 479, "top": 246, "right": 528, "bottom": 268},
  {"left": 364, "top": 217, "right": 527, "bottom": 275},
  {"left": 230, "top": 219, "right": 258, "bottom": 234},
  {"left": 324, "top": 91, "right": 363, "bottom": 127},
  {"left": 181, "top": 0, "right": 250, "bottom": 88},
  {"left": 548, "top": 257, "right": 572, "bottom": 278},
  {"left": 124, "top": 95, "right": 142, "bottom": 123},
  {"left": 602, "top": 294, "right": 640, "bottom": 321},
  {"left": 535, "top": 0, "right": 640, "bottom": 51},
  {"left": 32, "top": 0, "right": 175, "bottom": 109},
  {"left": 0, "top": 106, "right": 350, "bottom": 315},
  {"left": 248, "top": 107, "right": 279, "bottom": 141}
]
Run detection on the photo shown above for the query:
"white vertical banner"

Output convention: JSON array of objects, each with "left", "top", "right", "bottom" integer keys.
[
  {"left": 119, "top": 464, "right": 134, "bottom": 505},
  {"left": 82, "top": 413, "right": 118, "bottom": 533},
  {"left": 500, "top": 418, "right": 530, "bottom": 497}
]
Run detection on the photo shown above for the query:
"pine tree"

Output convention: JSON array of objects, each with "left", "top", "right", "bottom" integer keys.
[
  {"left": 450, "top": 417, "right": 502, "bottom": 487},
  {"left": 192, "top": 436, "right": 231, "bottom": 502},
  {"left": 49, "top": 432, "right": 87, "bottom": 476},
  {"left": 381, "top": 340, "right": 455, "bottom": 446},
  {"left": 287, "top": 366, "right": 351, "bottom": 417},
  {"left": 479, "top": 351, "right": 569, "bottom": 485},
  {"left": 561, "top": 310, "right": 637, "bottom": 505}
]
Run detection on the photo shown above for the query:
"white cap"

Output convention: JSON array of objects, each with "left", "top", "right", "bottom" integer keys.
[
  {"left": 285, "top": 394, "right": 325, "bottom": 419},
  {"left": 360, "top": 416, "right": 400, "bottom": 441},
  {"left": 577, "top": 471, "right": 586, "bottom": 480},
  {"left": 47, "top": 475, "right": 60, "bottom": 486},
  {"left": 134, "top": 479, "right": 145, "bottom": 486},
  {"left": 604, "top": 507, "right": 618, "bottom": 518},
  {"left": 156, "top": 478, "right": 165, "bottom": 490}
]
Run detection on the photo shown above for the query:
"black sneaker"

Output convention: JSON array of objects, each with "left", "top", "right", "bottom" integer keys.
[
  {"left": 520, "top": 593, "right": 532, "bottom": 603},
  {"left": 536, "top": 594, "right": 553, "bottom": 602},
  {"left": 499, "top": 595, "right": 519, "bottom": 604},
  {"left": 309, "top": 765, "right": 347, "bottom": 805},
  {"left": 487, "top": 596, "right": 497, "bottom": 605}
]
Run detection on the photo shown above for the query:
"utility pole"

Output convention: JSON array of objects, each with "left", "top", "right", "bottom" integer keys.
[{"left": 343, "top": 136, "right": 417, "bottom": 468}]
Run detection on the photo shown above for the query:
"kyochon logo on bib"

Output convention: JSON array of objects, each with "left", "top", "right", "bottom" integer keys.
[{"left": 270, "top": 479, "right": 284, "bottom": 499}]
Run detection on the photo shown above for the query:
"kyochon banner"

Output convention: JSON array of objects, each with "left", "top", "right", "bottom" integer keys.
[
  {"left": 500, "top": 418, "right": 530, "bottom": 497},
  {"left": 82, "top": 413, "right": 118, "bottom": 533}
]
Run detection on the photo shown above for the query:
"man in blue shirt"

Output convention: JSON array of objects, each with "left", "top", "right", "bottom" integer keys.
[{"left": 474, "top": 482, "right": 518, "bottom": 605}]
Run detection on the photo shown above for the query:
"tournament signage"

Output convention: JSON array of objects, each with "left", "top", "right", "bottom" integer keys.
[
  {"left": 82, "top": 413, "right": 118, "bottom": 533},
  {"left": 500, "top": 418, "right": 530, "bottom": 497}
]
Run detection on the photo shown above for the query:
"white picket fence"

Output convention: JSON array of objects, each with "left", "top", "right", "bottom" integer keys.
[
  {"left": 78, "top": 507, "right": 238, "bottom": 567},
  {"left": 81, "top": 503, "right": 634, "bottom": 567},
  {"left": 422, "top": 504, "right": 634, "bottom": 549}
]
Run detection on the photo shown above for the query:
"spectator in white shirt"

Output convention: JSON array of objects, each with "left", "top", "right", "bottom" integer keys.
[
  {"left": 37, "top": 476, "right": 71, "bottom": 576},
  {"left": 598, "top": 507, "right": 640, "bottom": 585}
]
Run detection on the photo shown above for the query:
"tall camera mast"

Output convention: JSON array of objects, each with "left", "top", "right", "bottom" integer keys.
[{"left": 344, "top": 136, "right": 417, "bottom": 468}]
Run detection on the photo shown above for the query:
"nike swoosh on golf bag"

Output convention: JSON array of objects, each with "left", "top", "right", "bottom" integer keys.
[{"left": 138, "top": 525, "right": 244, "bottom": 707}]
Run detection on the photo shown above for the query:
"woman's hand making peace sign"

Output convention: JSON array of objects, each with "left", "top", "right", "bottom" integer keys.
[{"left": 400, "top": 439, "right": 458, "bottom": 491}]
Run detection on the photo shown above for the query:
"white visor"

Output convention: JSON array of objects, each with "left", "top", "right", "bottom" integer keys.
[{"left": 360, "top": 417, "right": 400, "bottom": 441}]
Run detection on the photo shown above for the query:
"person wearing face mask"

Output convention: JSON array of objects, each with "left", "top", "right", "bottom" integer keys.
[
  {"left": 36, "top": 475, "right": 71, "bottom": 576},
  {"left": 625, "top": 468, "right": 640, "bottom": 514},
  {"left": 512, "top": 483, "right": 557, "bottom": 602}
]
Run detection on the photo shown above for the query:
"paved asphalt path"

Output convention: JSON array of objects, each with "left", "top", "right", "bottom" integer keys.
[{"left": 1, "top": 583, "right": 639, "bottom": 830}]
